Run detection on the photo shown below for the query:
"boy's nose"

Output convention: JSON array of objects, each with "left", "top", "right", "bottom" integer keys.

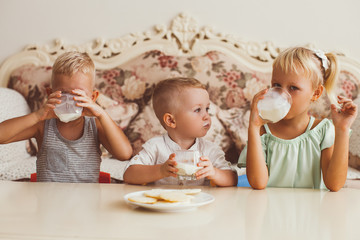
[{"left": 203, "top": 112, "right": 210, "bottom": 120}]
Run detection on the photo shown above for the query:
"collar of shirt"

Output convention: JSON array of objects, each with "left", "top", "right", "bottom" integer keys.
[{"left": 163, "top": 133, "right": 200, "bottom": 151}]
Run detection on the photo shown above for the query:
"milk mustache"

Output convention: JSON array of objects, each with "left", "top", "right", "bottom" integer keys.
[
  {"left": 257, "top": 87, "right": 292, "bottom": 123},
  {"left": 54, "top": 93, "right": 83, "bottom": 123}
]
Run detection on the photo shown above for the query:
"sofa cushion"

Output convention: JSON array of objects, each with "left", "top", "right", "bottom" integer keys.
[
  {"left": 9, "top": 50, "right": 358, "bottom": 165},
  {"left": 0, "top": 88, "right": 36, "bottom": 180},
  {"left": 0, "top": 88, "right": 31, "bottom": 163}
]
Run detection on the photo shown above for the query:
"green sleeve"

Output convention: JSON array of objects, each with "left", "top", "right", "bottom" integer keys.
[{"left": 237, "top": 135, "right": 268, "bottom": 168}]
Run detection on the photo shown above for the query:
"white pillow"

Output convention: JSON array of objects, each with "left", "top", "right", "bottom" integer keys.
[{"left": 0, "top": 88, "right": 31, "bottom": 164}]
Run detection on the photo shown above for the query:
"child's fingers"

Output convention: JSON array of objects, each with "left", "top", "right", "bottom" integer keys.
[
  {"left": 44, "top": 103, "right": 56, "bottom": 110},
  {"left": 195, "top": 169, "right": 211, "bottom": 179},
  {"left": 74, "top": 96, "right": 91, "bottom": 104},
  {"left": 47, "top": 98, "right": 61, "bottom": 105},
  {"left": 337, "top": 95, "right": 350, "bottom": 101},
  {"left": 76, "top": 102, "right": 92, "bottom": 108},
  {"left": 198, "top": 156, "right": 211, "bottom": 167},
  {"left": 343, "top": 102, "right": 357, "bottom": 113},
  {"left": 48, "top": 91, "right": 62, "bottom": 99},
  {"left": 167, "top": 159, "right": 177, "bottom": 167},
  {"left": 169, "top": 153, "right": 176, "bottom": 160},
  {"left": 252, "top": 89, "right": 268, "bottom": 104},
  {"left": 167, "top": 165, "right": 178, "bottom": 174},
  {"left": 343, "top": 102, "right": 354, "bottom": 109},
  {"left": 198, "top": 160, "right": 210, "bottom": 168},
  {"left": 200, "top": 156, "right": 209, "bottom": 161},
  {"left": 195, "top": 168, "right": 207, "bottom": 177},
  {"left": 71, "top": 89, "right": 87, "bottom": 96},
  {"left": 167, "top": 165, "right": 178, "bottom": 177}
]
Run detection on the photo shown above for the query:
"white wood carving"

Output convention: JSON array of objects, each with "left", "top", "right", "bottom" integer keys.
[{"left": 1, "top": 12, "right": 360, "bottom": 88}]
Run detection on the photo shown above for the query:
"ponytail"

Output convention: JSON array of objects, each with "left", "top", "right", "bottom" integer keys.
[{"left": 324, "top": 53, "right": 340, "bottom": 106}]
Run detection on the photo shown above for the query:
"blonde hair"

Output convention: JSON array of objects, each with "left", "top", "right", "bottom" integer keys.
[
  {"left": 51, "top": 51, "right": 95, "bottom": 87},
  {"left": 152, "top": 77, "right": 206, "bottom": 127},
  {"left": 273, "top": 47, "right": 339, "bottom": 101}
]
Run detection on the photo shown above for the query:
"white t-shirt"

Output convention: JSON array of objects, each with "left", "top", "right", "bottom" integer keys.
[{"left": 125, "top": 133, "right": 234, "bottom": 185}]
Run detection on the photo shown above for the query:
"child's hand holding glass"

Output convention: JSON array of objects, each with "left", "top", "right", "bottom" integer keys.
[
  {"left": 195, "top": 156, "right": 216, "bottom": 180},
  {"left": 160, "top": 153, "right": 178, "bottom": 178},
  {"left": 36, "top": 90, "right": 62, "bottom": 121},
  {"left": 71, "top": 89, "right": 106, "bottom": 119}
]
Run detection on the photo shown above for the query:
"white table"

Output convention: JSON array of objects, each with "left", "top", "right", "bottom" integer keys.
[{"left": 0, "top": 181, "right": 359, "bottom": 240}]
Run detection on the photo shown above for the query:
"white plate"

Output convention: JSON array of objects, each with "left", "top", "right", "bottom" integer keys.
[{"left": 124, "top": 190, "right": 215, "bottom": 212}]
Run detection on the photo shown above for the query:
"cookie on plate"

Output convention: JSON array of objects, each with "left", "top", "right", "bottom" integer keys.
[
  {"left": 179, "top": 189, "right": 201, "bottom": 195},
  {"left": 143, "top": 189, "right": 165, "bottom": 199},
  {"left": 128, "top": 196, "right": 158, "bottom": 204},
  {"left": 159, "top": 191, "right": 192, "bottom": 203}
]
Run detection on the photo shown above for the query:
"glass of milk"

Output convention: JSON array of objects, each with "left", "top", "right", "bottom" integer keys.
[
  {"left": 257, "top": 87, "right": 292, "bottom": 123},
  {"left": 174, "top": 150, "right": 203, "bottom": 181},
  {"left": 54, "top": 93, "right": 83, "bottom": 123}
]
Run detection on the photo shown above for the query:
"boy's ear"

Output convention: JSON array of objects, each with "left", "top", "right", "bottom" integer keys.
[
  {"left": 46, "top": 87, "right": 52, "bottom": 96},
  {"left": 311, "top": 85, "right": 324, "bottom": 102},
  {"left": 92, "top": 90, "right": 99, "bottom": 102},
  {"left": 163, "top": 113, "right": 176, "bottom": 128}
]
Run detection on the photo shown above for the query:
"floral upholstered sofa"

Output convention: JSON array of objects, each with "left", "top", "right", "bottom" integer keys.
[{"left": 1, "top": 13, "right": 360, "bottom": 182}]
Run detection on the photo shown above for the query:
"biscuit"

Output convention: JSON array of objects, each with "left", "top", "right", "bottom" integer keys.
[
  {"left": 159, "top": 191, "right": 192, "bottom": 203},
  {"left": 128, "top": 196, "right": 158, "bottom": 204},
  {"left": 143, "top": 189, "right": 165, "bottom": 199},
  {"left": 179, "top": 189, "right": 201, "bottom": 195}
]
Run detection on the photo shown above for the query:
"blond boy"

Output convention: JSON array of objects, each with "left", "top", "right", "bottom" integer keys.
[
  {"left": 123, "top": 77, "right": 237, "bottom": 186},
  {"left": 0, "top": 52, "right": 132, "bottom": 182}
]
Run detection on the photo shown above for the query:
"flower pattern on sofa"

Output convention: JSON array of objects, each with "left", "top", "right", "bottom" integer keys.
[{"left": 8, "top": 50, "right": 360, "bottom": 164}]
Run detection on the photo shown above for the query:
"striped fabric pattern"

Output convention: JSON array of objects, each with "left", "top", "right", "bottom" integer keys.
[{"left": 36, "top": 117, "right": 101, "bottom": 183}]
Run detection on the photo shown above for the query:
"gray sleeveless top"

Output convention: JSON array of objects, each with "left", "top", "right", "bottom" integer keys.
[{"left": 36, "top": 117, "right": 102, "bottom": 183}]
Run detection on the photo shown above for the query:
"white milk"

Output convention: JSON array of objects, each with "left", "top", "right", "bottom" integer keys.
[
  {"left": 56, "top": 113, "right": 82, "bottom": 123},
  {"left": 54, "top": 93, "right": 83, "bottom": 123},
  {"left": 176, "top": 162, "right": 202, "bottom": 176},
  {"left": 258, "top": 101, "right": 291, "bottom": 123},
  {"left": 257, "top": 88, "right": 291, "bottom": 123}
]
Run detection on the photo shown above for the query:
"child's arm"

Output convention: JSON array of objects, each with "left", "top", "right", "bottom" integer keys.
[
  {"left": 246, "top": 89, "right": 269, "bottom": 189},
  {"left": 72, "top": 89, "right": 132, "bottom": 160},
  {"left": 321, "top": 96, "right": 357, "bottom": 192},
  {"left": 195, "top": 157, "right": 237, "bottom": 186},
  {"left": 0, "top": 91, "right": 61, "bottom": 144},
  {"left": 123, "top": 154, "right": 178, "bottom": 185}
]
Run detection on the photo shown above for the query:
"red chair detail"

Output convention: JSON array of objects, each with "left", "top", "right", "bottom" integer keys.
[
  {"left": 99, "top": 171, "right": 111, "bottom": 183},
  {"left": 30, "top": 173, "right": 37, "bottom": 182},
  {"left": 30, "top": 171, "right": 111, "bottom": 183}
]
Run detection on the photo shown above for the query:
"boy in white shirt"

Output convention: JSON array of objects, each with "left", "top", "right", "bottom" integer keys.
[{"left": 123, "top": 77, "right": 237, "bottom": 186}]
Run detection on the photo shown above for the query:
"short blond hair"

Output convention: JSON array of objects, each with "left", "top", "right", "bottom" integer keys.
[
  {"left": 51, "top": 51, "right": 95, "bottom": 87},
  {"left": 273, "top": 47, "right": 339, "bottom": 99},
  {"left": 152, "top": 77, "right": 206, "bottom": 127}
]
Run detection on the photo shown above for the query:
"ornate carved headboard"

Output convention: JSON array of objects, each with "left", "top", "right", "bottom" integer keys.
[{"left": 0, "top": 13, "right": 280, "bottom": 88}]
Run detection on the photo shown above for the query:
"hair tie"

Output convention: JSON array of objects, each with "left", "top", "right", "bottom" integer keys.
[{"left": 313, "top": 49, "right": 329, "bottom": 71}]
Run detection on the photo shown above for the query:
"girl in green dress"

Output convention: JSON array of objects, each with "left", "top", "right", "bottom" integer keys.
[{"left": 238, "top": 47, "right": 357, "bottom": 191}]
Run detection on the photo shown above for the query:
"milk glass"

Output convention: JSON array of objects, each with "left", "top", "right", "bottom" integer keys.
[
  {"left": 174, "top": 150, "right": 202, "bottom": 181},
  {"left": 257, "top": 87, "right": 292, "bottom": 123},
  {"left": 54, "top": 93, "right": 83, "bottom": 123}
]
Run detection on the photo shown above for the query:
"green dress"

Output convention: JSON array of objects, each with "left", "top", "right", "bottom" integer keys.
[{"left": 238, "top": 117, "right": 335, "bottom": 189}]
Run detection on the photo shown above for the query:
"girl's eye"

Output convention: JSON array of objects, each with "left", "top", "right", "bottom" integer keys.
[
  {"left": 194, "top": 108, "right": 201, "bottom": 113},
  {"left": 272, "top": 83, "right": 281, "bottom": 87},
  {"left": 290, "top": 86, "right": 298, "bottom": 91},
  {"left": 206, "top": 107, "right": 210, "bottom": 112}
]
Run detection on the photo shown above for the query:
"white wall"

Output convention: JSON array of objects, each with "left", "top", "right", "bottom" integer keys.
[{"left": 1, "top": 0, "right": 360, "bottom": 65}]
